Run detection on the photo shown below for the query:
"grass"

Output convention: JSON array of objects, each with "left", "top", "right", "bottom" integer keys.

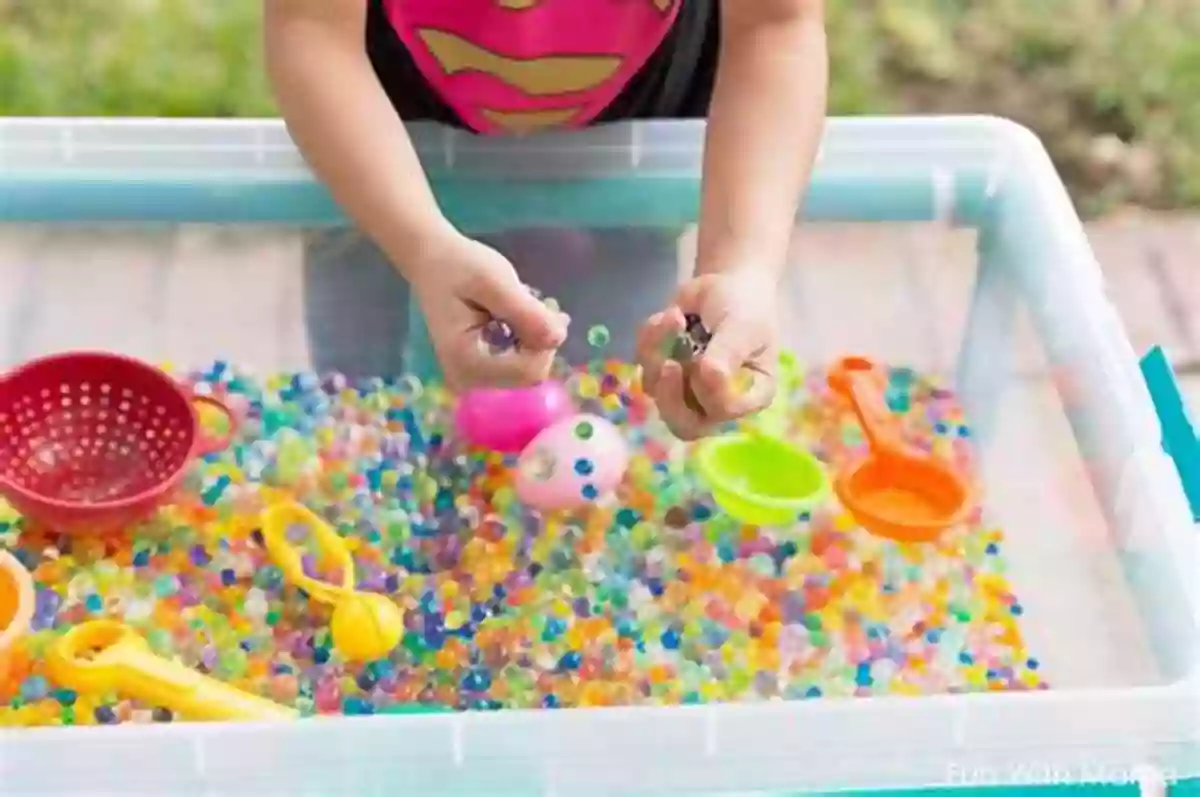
[{"left": 2, "top": 0, "right": 1199, "bottom": 212}]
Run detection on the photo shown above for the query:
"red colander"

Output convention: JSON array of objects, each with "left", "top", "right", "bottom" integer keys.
[{"left": 0, "top": 352, "right": 236, "bottom": 536}]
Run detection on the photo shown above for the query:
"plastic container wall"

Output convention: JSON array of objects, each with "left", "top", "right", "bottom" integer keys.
[{"left": 0, "top": 116, "right": 1196, "bottom": 796}]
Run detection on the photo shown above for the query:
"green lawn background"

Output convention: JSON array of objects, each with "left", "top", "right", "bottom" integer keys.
[{"left": 1, "top": 0, "right": 1197, "bottom": 212}]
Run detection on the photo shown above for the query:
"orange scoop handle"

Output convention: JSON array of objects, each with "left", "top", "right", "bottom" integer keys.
[
  {"left": 827, "top": 357, "right": 904, "bottom": 455},
  {"left": 46, "top": 621, "right": 297, "bottom": 722}
]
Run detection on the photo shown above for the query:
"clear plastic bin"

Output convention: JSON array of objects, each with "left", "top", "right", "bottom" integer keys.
[{"left": 0, "top": 115, "right": 1196, "bottom": 796}]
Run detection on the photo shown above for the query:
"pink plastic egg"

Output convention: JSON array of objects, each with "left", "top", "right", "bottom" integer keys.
[
  {"left": 515, "top": 414, "right": 630, "bottom": 511},
  {"left": 454, "top": 381, "right": 574, "bottom": 454}
]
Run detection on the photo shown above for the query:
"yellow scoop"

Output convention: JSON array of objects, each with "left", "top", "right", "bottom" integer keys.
[
  {"left": 261, "top": 501, "right": 404, "bottom": 663},
  {"left": 46, "top": 620, "right": 296, "bottom": 722}
]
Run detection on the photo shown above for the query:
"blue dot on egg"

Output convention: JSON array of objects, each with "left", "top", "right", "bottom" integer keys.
[
  {"left": 581, "top": 484, "right": 598, "bottom": 500},
  {"left": 573, "top": 458, "right": 595, "bottom": 476}
]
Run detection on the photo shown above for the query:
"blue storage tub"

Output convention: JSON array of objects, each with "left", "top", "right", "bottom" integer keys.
[{"left": 0, "top": 115, "right": 1196, "bottom": 795}]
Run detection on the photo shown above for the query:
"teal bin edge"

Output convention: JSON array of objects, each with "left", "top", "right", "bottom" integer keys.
[{"left": 1140, "top": 346, "right": 1200, "bottom": 522}]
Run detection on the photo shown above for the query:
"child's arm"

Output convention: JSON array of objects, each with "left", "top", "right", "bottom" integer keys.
[
  {"left": 637, "top": 0, "right": 826, "bottom": 439},
  {"left": 264, "top": 0, "right": 453, "bottom": 276},
  {"left": 695, "top": 0, "right": 827, "bottom": 283},
  {"left": 264, "top": 0, "right": 567, "bottom": 389}
]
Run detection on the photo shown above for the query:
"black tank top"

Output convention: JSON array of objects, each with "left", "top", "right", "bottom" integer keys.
[{"left": 365, "top": 0, "right": 719, "bottom": 133}]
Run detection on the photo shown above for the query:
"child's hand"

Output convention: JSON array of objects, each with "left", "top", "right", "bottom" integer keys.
[
  {"left": 413, "top": 234, "right": 569, "bottom": 391},
  {"left": 636, "top": 273, "right": 777, "bottom": 440}
]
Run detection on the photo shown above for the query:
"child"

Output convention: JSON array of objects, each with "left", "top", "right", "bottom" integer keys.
[{"left": 265, "top": 0, "right": 827, "bottom": 440}]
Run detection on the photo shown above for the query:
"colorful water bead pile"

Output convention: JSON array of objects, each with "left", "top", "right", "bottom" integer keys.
[{"left": 0, "top": 357, "right": 1045, "bottom": 727}]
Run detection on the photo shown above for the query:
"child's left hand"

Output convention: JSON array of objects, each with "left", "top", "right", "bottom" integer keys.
[{"left": 636, "top": 273, "right": 778, "bottom": 440}]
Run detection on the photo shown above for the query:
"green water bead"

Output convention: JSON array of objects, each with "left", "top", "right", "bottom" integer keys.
[
  {"left": 586, "top": 325, "right": 611, "bottom": 349},
  {"left": 294, "top": 696, "right": 316, "bottom": 717}
]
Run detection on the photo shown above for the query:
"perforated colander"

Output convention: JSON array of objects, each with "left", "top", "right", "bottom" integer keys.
[{"left": 0, "top": 352, "right": 235, "bottom": 535}]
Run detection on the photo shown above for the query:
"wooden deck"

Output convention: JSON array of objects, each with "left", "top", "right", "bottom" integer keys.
[{"left": 0, "top": 213, "right": 1196, "bottom": 413}]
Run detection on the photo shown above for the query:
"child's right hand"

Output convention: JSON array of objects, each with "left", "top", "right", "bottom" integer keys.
[{"left": 411, "top": 233, "right": 570, "bottom": 391}]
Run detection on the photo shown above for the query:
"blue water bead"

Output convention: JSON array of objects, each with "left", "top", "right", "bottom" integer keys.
[
  {"left": 542, "top": 617, "right": 567, "bottom": 642},
  {"left": 20, "top": 674, "right": 49, "bottom": 702},
  {"left": 201, "top": 474, "right": 232, "bottom": 506},
  {"left": 886, "top": 389, "right": 912, "bottom": 413},
  {"left": 889, "top": 367, "right": 915, "bottom": 388},
  {"left": 370, "top": 659, "right": 396, "bottom": 681},
  {"left": 33, "top": 588, "right": 62, "bottom": 629},
  {"left": 541, "top": 694, "right": 560, "bottom": 709},
  {"left": 660, "top": 628, "right": 682, "bottom": 650},
  {"left": 356, "top": 670, "right": 378, "bottom": 691},
  {"left": 691, "top": 504, "right": 713, "bottom": 521},
  {"left": 557, "top": 651, "right": 582, "bottom": 671},
  {"left": 292, "top": 372, "right": 321, "bottom": 394},
  {"left": 344, "top": 696, "right": 375, "bottom": 716},
  {"left": 313, "top": 646, "right": 331, "bottom": 665},
  {"left": 958, "top": 652, "right": 974, "bottom": 665},
  {"left": 132, "top": 549, "right": 152, "bottom": 567},
  {"left": 855, "top": 663, "right": 873, "bottom": 687},
  {"left": 84, "top": 594, "right": 103, "bottom": 613},
  {"left": 94, "top": 705, "right": 119, "bottom": 724},
  {"left": 54, "top": 689, "right": 77, "bottom": 706},
  {"left": 615, "top": 508, "right": 641, "bottom": 529},
  {"left": 616, "top": 618, "right": 640, "bottom": 640},
  {"left": 153, "top": 574, "right": 178, "bottom": 597},
  {"left": 462, "top": 669, "right": 492, "bottom": 692},
  {"left": 804, "top": 686, "right": 823, "bottom": 699}
]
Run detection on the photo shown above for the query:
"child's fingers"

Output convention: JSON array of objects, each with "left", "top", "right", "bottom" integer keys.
[
  {"left": 635, "top": 309, "right": 684, "bottom": 396},
  {"left": 692, "top": 358, "right": 775, "bottom": 422},
  {"left": 473, "top": 277, "right": 569, "bottom": 350},
  {"left": 656, "top": 361, "right": 714, "bottom": 441},
  {"left": 450, "top": 344, "right": 557, "bottom": 390}
]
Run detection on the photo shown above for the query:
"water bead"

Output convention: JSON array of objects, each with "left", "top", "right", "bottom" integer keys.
[
  {"left": 586, "top": 325, "right": 612, "bottom": 349},
  {"left": 0, "top": 358, "right": 1040, "bottom": 729}
]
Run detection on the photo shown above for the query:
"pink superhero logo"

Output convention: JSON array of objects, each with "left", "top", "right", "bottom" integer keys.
[{"left": 383, "top": 0, "right": 679, "bottom": 134}]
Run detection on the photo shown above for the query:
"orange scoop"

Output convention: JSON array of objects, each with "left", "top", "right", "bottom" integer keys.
[{"left": 828, "top": 357, "right": 971, "bottom": 543}]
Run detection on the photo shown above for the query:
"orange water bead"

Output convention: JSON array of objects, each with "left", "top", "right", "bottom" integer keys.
[
  {"left": 646, "top": 663, "right": 673, "bottom": 684},
  {"left": 267, "top": 673, "right": 299, "bottom": 703},
  {"left": 578, "top": 681, "right": 611, "bottom": 707},
  {"left": 748, "top": 642, "right": 781, "bottom": 673},
  {"left": 151, "top": 603, "right": 185, "bottom": 632},
  {"left": 33, "top": 559, "right": 64, "bottom": 584},
  {"left": 435, "top": 646, "right": 463, "bottom": 671},
  {"left": 0, "top": 646, "right": 31, "bottom": 701}
]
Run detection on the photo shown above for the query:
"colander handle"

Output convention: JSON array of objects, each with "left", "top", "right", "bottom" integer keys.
[{"left": 190, "top": 396, "right": 237, "bottom": 456}]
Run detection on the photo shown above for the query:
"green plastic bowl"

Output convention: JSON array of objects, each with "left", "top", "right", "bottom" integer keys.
[{"left": 695, "top": 432, "right": 830, "bottom": 526}]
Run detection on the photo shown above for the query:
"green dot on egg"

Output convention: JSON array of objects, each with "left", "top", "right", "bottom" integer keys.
[{"left": 574, "top": 421, "right": 594, "bottom": 440}]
